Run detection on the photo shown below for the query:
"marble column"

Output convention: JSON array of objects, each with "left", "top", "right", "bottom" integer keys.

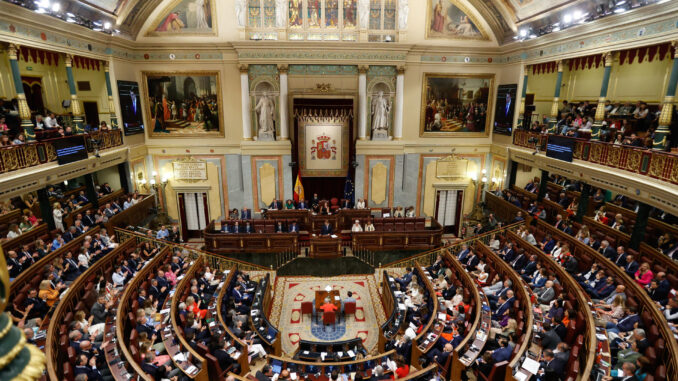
[
  {"left": 592, "top": 52, "right": 614, "bottom": 140},
  {"left": 278, "top": 64, "right": 289, "bottom": 140},
  {"left": 517, "top": 70, "right": 528, "bottom": 129},
  {"left": 358, "top": 65, "right": 368, "bottom": 140},
  {"left": 653, "top": 41, "right": 678, "bottom": 150},
  {"left": 240, "top": 64, "right": 253, "bottom": 140},
  {"left": 7, "top": 44, "right": 36, "bottom": 141},
  {"left": 547, "top": 60, "right": 564, "bottom": 134},
  {"left": 393, "top": 66, "right": 405, "bottom": 140},
  {"left": 65, "top": 54, "right": 85, "bottom": 133},
  {"left": 103, "top": 61, "right": 119, "bottom": 129}
]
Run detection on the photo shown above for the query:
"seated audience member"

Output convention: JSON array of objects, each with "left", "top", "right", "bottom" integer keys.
[
  {"left": 633, "top": 263, "right": 653, "bottom": 287},
  {"left": 351, "top": 220, "right": 363, "bottom": 232},
  {"left": 240, "top": 207, "right": 252, "bottom": 219},
  {"left": 275, "top": 221, "right": 286, "bottom": 233},
  {"left": 538, "top": 349, "right": 566, "bottom": 380},
  {"left": 229, "top": 208, "right": 240, "bottom": 219},
  {"left": 602, "top": 362, "right": 638, "bottom": 381},
  {"left": 365, "top": 220, "right": 375, "bottom": 231},
  {"left": 355, "top": 198, "right": 366, "bottom": 209},
  {"left": 242, "top": 222, "right": 253, "bottom": 233},
  {"left": 288, "top": 221, "right": 299, "bottom": 233}
]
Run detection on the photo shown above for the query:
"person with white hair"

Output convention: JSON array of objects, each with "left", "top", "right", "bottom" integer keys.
[{"left": 352, "top": 220, "right": 363, "bottom": 232}]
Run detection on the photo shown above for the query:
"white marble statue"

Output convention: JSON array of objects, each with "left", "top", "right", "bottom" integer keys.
[
  {"left": 276, "top": 0, "right": 287, "bottom": 28},
  {"left": 358, "top": 0, "right": 370, "bottom": 29},
  {"left": 235, "top": 0, "right": 247, "bottom": 27},
  {"left": 398, "top": 0, "right": 409, "bottom": 30},
  {"left": 371, "top": 91, "right": 391, "bottom": 138},
  {"left": 255, "top": 91, "right": 276, "bottom": 139}
]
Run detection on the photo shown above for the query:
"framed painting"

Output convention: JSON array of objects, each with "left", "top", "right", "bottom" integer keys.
[
  {"left": 426, "top": 0, "right": 489, "bottom": 40},
  {"left": 142, "top": 71, "right": 223, "bottom": 138},
  {"left": 148, "top": 0, "right": 216, "bottom": 36},
  {"left": 419, "top": 73, "right": 494, "bottom": 137}
]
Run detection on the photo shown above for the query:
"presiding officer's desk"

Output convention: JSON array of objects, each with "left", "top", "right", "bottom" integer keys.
[{"left": 203, "top": 220, "right": 299, "bottom": 254}]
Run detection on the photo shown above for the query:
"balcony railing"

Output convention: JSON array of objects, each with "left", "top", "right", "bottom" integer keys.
[
  {"left": 0, "top": 129, "right": 123, "bottom": 174},
  {"left": 512, "top": 130, "right": 678, "bottom": 186}
]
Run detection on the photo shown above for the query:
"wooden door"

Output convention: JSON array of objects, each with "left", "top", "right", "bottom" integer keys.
[
  {"left": 177, "top": 192, "right": 209, "bottom": 240},
  {"left": 435, "top": 189, "right": 464, "bottom": 236}
]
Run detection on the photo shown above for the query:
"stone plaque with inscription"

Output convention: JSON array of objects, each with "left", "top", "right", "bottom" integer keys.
[
  {"left": 436, "top": 156, "right": 468, "bottom": 178},
  {"left": 173, "top": 159, "right": 207, "bottom": 181}
]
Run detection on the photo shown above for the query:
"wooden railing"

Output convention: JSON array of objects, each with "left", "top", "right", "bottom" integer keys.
[
  {"left": 0, "top": 129, "right": 123, "bottom": 174},
  {"left": 105, "top": 194, "right": 155, "bottom": 232},
  {"left": 513, "top": 130, "right": 678, "bottom": 186},
  {"left": 0, "top": 223, "right": 48, "bottom": 252}
]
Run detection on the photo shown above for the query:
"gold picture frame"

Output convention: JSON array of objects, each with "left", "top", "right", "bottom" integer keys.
[
  {"left": 419, "top": 72, "right": 495, "bottom": 138},
  {"left": 146, "top": 0, "right": 217, "bottom": 37},
  {"left": 425, "top": 0, "right": 489, "bottom": 41},
  {"left": 141, "top": 71, "right": 224, "bottom": 138}
]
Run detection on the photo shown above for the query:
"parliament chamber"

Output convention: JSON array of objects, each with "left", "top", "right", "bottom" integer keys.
[{"left": 2, "top": 1, "right": 678, "bottom": 380}]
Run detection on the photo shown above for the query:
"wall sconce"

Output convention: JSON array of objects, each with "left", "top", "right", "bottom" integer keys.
[{"left": 138, "top": 178, "right": 149, "bottom": 191}]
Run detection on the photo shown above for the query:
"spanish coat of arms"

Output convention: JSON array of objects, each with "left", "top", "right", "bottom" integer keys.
[{"left": 310, "top": 134, "right": 337, "bottom": 160}]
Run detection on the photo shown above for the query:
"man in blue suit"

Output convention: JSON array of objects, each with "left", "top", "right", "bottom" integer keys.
[
  {"left": 623, "top": 255, "right": 639, "bottom": 277},
  {"left": 510, "top": 252, "right": 527, "bottom": 270},
  {"left": 268, "top": 199, "right": 283, "bottom": 210},
  {"left": 396, "top": 267, "right": 414, "bottom": 289},
  {"left": 520, "top": 255, "right": 538, "bottom": 281},
  {"left": 606, "top": 307, "right": 639, "bottom": 335},
  {"left": 289, "top": 222, "right": 299, "bottom": 233},
  {"left": 539, "top": 349, "right": 567, "bottom": 381},
  {"left": 491, "top": 292, "right": 514, "bottom": 320},
  {"left": 76, "top": 190, "right": 89, "bottom": 205},
  {"left": 463, "top": 251, "right": 480, "bottom": 272},
  {"left": 540, "top": 235, "right": 556, "bottom": 253},
  {"left": 613, "top": 246, "right": 628, "bottom": 268},
  {"left": 491, "top": 339, "right": 512, "bottom": 363},
  {"left": 500, "top": 242, "right": 515, "bottom": 262},
  {"left": 242, "top": 222, "right": 253, "bottom": 233},
  {"left": 230, "top": 221, "right": 241, "bottom": 233},
  {"left": 457, "top": 244, "right": 470, "bottom": 262},
  {"left": 298, "top": 200, "right": 308, "bottom": 209},
  {"left": 598, "top": 240, "right": 616, "bottom": 260},
  {"left": 241, "top": 207, "right": 252, "bottom": 220},
  {"left": 320, "top": 220, "right": 333, "bottom": 236}
]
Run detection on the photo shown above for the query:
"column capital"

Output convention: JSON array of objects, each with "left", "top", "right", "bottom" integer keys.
[
  {"left": 277, "top": 64, "right": 289, "bottom": 74},
  {"left": 604, "top": 51, "right": 615, "bottom": 66},
  {"left": 65, "top": 54, "right": 74, "bottom": 67},
  {"left": 358, "top": 65, "right": 369, "bottom": 74},
  {"left": 104, "top": 61, "right": 110, "bottom": 72},
  {"left": 7, "top": 43, "right": 19, "bottom": 60},
  {"left": 396, "top": 65, "right": 406, "bottom": 75},
  {"left": 556, "top": 60, "right": 564, "bottom": 72},
  {"left": 673, "top": 40, "right": 678, "bottom": 59},
  {"left": 239, "top": 64, "right": 249, "bottom": 73}
]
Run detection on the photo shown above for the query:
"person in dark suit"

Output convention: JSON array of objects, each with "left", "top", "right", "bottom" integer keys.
[
  {"left": 298, "top": 200, "right": 308, "bottom": 210},
  {"left": 230, "top": 222, "right": 241, "bottom": 233},
  {"left": 463, "top": 252, "right": 480, "bottom": 272},
  {"left": 256, "top": 364, "right": 274, "bottom": 381},
  {"left": 510, "top": 252, "right": 527, "bottom": 270},
  {"left": 83, "top": 209, "right": 96, "bottom": 227},
  {"left": 141, "top": 353, "right": 173, "bottom": 381},
  {"left": 268, "top": 199, "right": 283, "bottom": 210},
  {"left": 606, "top": 307, "right": 639, "bottom": 334},
  {"left": 491, "top": 293, "right": 514, "bottom": 321},
  {"left": 242, "top": 222, "right": 253, "bottom": 233},
  {"left": 289, "top": 222, "right": 299, "bottom": 233},
  {"left": 456, "top": 244, "right": 470, "bottom": 262},
  {"left": 74, "top": 354, "right": 103, "bottom": 381},
  {"left": 623, "top": 256, "right": 639, "bottom": 277},
  {"left": 101, "top": 183, "right": 113, "bottom": 194},
  {"left": 275, "top": 221, "right": 286, "bottom": 233},
  {"left": 520, "top": 255, "right": 538, "bottom": 280},
  {"left": 603, "top": 362, "right": 640, "bottom": 381},
  {"left": 214, "top": 339, "right": 240, "bottom": 373},
  {"left": 599, "top": 240, "right": 616, "bottom": 260},
  {"left": 241, "top": 208, "right": 252, "bottom": 220},
  {"left": 613, "top": 247, "right": 628, "bottom": 268},
  {"left": 76, "top": 191, "right": 89, "bottom": 205},
  {"left": 320, "top": 220, "right": 333, "bottom": 236},
  {"left": 540, "top": 323, "right": 562, "bottom": 351},
  {"left": 426, "top": 342, "right": 453, "bottom": 365},
  {"left": 539, "top": 349, "right": 566, "bottom": 381},
  {"left": 340, "top": 199, "right": 352, "bottom": 209},
  {"left": 491, "top": 339, "right": 512, "bottom": 363}
]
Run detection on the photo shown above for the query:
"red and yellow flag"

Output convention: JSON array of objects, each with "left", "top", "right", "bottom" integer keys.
[{"left": 293, "top": 173, "right": 305, "bottom": 203}]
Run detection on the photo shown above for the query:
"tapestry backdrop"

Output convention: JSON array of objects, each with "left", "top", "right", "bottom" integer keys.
[{"left": 296, "top": 109, "right": 350, "bottom": 177}]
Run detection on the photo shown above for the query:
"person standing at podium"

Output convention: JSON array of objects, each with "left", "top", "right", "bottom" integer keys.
[
  {"left": 320, "top": 297, "right": 338, "bottom": 315},
  {"left": 321, "top": 220, "right": 333, "bottom": 236}
]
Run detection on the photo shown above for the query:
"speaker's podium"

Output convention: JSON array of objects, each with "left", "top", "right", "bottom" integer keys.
[{"left": 309, "top": 235, "right": 342, "bottom": 258}]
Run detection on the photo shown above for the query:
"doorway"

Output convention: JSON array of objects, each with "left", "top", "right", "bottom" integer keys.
[
  {"left": 435, "top": 189, "right": 464, "bottom": 235},
  {"left": 82, "top": 101, "right": 100, "bottom": 129},
  {"left": 177, "top": 192, "right": 209, "bottom": 240},
  {"left": 21, "top": 76, "right": 45, "bottom": 114}
]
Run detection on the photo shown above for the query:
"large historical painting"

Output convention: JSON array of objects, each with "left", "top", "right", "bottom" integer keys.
[
  {"left": 143, "top": 72, "right": 223, "bottom": 138},
  {"left": 297, "top": 111, "right": 350, "bottom": 177},
  {"left": 426, "top": 0, "right": 488, "bottom": 40},
  {"left": 151, "top": 0, "right": 215, "bottom": 35},
  {"left": 420, "top": 73, "right": 494, "bottom": 137}
]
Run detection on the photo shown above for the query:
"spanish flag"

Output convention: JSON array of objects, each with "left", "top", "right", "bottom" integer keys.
[{"left": 293, "top": 173, "right": 305, "bottom": 203}]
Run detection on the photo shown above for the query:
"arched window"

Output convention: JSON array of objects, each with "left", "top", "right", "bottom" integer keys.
[{"left": 246, "top": 0, "right": 397, "bottom": 41}]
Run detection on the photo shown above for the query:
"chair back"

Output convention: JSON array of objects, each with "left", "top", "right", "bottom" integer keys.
[
  {"left": 344, "top": 301, "right": 356, "bottom": 315},
  {"left": 323, "top": 310, "right": 336, "bottom": 325},
  {"left": 301, "top": 301, "right": 313, "bottom": 315}
]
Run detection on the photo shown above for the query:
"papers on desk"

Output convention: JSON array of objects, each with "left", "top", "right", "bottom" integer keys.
[
  {"left": 186, "top": 365, "right": 198, "bottom": 375},
  {"left": 438, "top": 313, "right": 447, "bottom": 321},
  {"left": 522, "top": 358, "right": 540, "bottom": 374},
  {"left": 515, "top": 372, "right": 528, "bottom": 381},
  {"left": 173, "top": 353, "right": 186, "bottom": 362},
  {"left": 393, "top": 291, "right": 403, "bottom": 296},
  {"left": 334, "top": 296, "right": 340, "bottom": 301},
  {"left": 290, "top": 373, "right": 298, "bottom": 380},
  {"left": 303, "top": 350, "right": 310, "bottom": 354},
  {"left": 331, "top": 234, "right": 338, "bottom": 238},
  {"left": 347, "top": 350, "right": 355, "bottom": 357},
  {"left": 224, "top": 270, "right": 231, "bottom": 275},
  {"left": 177, "top": 275, "right": 185, "bottom": 281},
  {"left": 321, "top": 352, "right": 328, "bottom": 361},
  {"left": 160, "top": 308, "right": 170, "bottom": 315},
  {"left": 475, "top": 331, "right": 486, "bottom": 342},
  {"left": 596, "top": 333, "right": 608, "bottom": 341},
  {"left": 398, "top": 303, "right": 406, "bottom": 310},
  {"left": 389, "top": 277, "right": 395, "bottom": 282},
  {"left": 386, "top": 359, "right": 397, "bottom": 371}
]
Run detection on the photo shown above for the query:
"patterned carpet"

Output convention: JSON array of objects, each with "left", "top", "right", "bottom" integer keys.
[{"left": 269, "top": 275, "right": 386, "bottom": 357}]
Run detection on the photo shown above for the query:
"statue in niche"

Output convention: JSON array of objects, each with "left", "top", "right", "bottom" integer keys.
[
  {"left": 358, "top": 0, "right": 369, "bottom": 29},
  {"left": 235, "top": 0, "right": 246, "bottom": 27},
  {"left": 371, "top": 91, "right": 391, "bottom": 140},
  {"left": 276, "top": 0, "right": 287, "bottom": 28},
  {"left": 398, "top": 0, "right": 409, "bottom": 30},
  {"left": 255, "top": 91, "right": 276, "bottom": 141}
]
